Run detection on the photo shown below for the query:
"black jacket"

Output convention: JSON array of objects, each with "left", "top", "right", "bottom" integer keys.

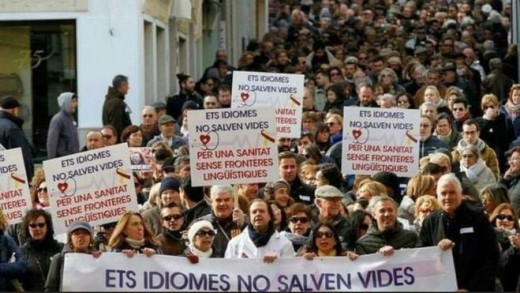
[
  {"left": 0, "top": 110, "right": 34, "bottom": 179},
  {"left": 355, "top": 221, "right": 418, "bottom": 255},
  {"left": 20, "top": 239, "right": 64, "bottom": 291},
  {"left": 182, "top": 199, "right": 212, "bottom": 230},
  {"left": 166, "top": 91, "right": 202, "bottom": 121},
  {"left": 102, "top": 87, "right": 131, "bottom": 136},
  {"left": 419, "top": 203, "right": 499, "bottom": 291},
  {"left": 289, "top": 177, "right": 315, "bottom": 205}
]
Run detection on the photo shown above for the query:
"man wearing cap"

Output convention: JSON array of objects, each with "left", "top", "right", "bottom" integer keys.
[
  {"left": 225, "top": 198, "right": 294, "bottom": 261},
  {"left": 0, "top": 95, "right": 34, "bottom": 179},
  {"left": 102, "top": 75, "right": 132, "bottom": 137},
  {"left": 146, "top": 115, "right": 186, "bottom": 150},
  {"left": 355, "top": 196, "right": 418, "bottom": 255},
  {"left": 142, "top": 177, "right": 182, "bottom": 236},
  {"left": 47, "top": 92, "right": 79, "bottom": 159},
  {"left": 312, "top": 185, "right": 355, "bottom": 250},
  {"left": 140, "top": 105, "right": 160, "bottom": 146}
]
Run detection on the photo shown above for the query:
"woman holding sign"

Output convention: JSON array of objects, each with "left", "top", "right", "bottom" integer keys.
[{"left": 109, "top": 211, "right": 162, "bottom": 257}]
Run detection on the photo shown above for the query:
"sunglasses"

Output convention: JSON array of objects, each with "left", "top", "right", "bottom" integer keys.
[
  {"left": 289, "top": 216, "right": 308, "bottom": 224},
  {"left": 315, "top": 231, "right": 334, "bottom": 238},
  {"left": 37, "top": 187, "right": 48, "bottom": 192},
  {"left": 496, "top": 214, "right": 515, "bottom": 221},
  {"left": 162, "top": 214, "right": 183, "bottom": 221},
  {"left": 453, "top": 107, "right": 465, "bottom": 112},
  {"left": 196, "top": 230, "right": 216, "bottom": 237},
  {"left": 29, "top": 223, "right": 46, "bottom": 229},
  {"left": 326, "top": 122, "right": 337, "bottom": 127}
]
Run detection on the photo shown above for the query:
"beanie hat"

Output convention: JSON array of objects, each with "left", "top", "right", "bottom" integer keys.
[
  {"left": 160, "top": 177, "right": 181, "bottom": 195},
  {"left": 187, "top": 220, "right": 215, "bottom": 244},
  {"left": 0, "top": 96, "right": 20, "bottom": 110}
]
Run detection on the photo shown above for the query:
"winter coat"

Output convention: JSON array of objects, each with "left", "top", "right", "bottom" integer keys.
[
  {"left": 182, "top": 200, "right": 212, "bottom": 230},
  {"left": 355, "top": 222, "right": 418, "bottom": 255},
  {"left": 498, "top": 173, "right": 520, "bottom": 214},
  {"left": 460, "top": 159, "right": 496, "bottom": 191},
  {"left": 476, "top": 114, "right": 515, "bottom": 172},
  {"left": 0, "top": 110, "right": 34, "bottom": 179},
  {"left": 20, "top": 238, "right": 64, "bottom": 291},
  {"left": 102, "top": 86, "right": 131, "bottom": 136},
  {"left": 419, "top": 135, "right": 449, "bottom": 158},
  {"left": 45, "top": 249, "right": 97, "bottom": 292},
  {"left": 146, "top": 134, "right": 187, "bottom": 150},
  {"left": 0, "top": 231, "right": 26, "bottom": 292},
  {"left": 224, "top": 228, "right": 295, "bottom": 259},
  {"left": 452, "top": 138, "right": 500, "bottom": 180},
  {"left": 500, "top": 103, "right": 520, "bottom": 138},
  {"left": 47, "top": 92, "right": 79, "bottom": 159},
  {"left": 156, "top": 229, "right": 186, "bottom": 256},
  {"left": 195, "top": 213, "right": 247, "bottom": 258},
  {"left": 141, "top": 206, "right": 162, "bottom": 236},
  {"left": 166, "top": 91, "right": 203, "bottom": 121},
  {"left": 419, "top": 203, "right": 499, "bottom": 291}
]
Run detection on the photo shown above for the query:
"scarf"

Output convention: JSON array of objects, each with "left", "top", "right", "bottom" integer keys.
[
  {"left": 247, "top": 222, "right": 275, "bottom": 248},
  {"left": 506, "top": 99, "right": 520, "bottom": 120},
  {"left": 163, "top": 227, "right": 183, "bottom": 241},
  {"left": 317, "top": 249, "right": 338, "bottom": 257},
  {"left": 460, "top": 159, "right": 487, "bottom": 184},
  {"left": 456, "top": 137, "right": 486, "bottom": 153},
  {"left": 279, "top": 231, "right": 308, "bottom": 246},
  {"left": 436, "top": 128, "right": 452, "bottom": 144},
  {"left": 125, "top": 237, "right": 145, "bottom": 249},
  {"left": 188, "top": 244, "right": 213, "bottom": 258}
]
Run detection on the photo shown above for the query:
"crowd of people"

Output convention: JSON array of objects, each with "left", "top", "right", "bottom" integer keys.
[{"left": 0, "top": 0, "right": 519, "bottom": 291}]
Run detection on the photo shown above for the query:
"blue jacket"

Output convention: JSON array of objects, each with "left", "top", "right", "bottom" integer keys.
[{"left": 0, "top": 231, "right": 26, "bottom": 291}]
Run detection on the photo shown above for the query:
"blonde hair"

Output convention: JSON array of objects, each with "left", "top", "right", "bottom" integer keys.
[
  {"left": 424, "top": 85, "right": 441, "bottom": 102},
  {"left": 0, "top": 208, "right": 8, "bottom": 231},
  {"left": 406, "top": 175, "right": 436, "bottom": 200},
  {"left": 108, "top": 211, "right": 159, "bottom": 248},
  {"left": 414, "top": 195, "right": 441, "bottom": 218},
  {"left": 358, "top": 181, "right": 388, "bottom": 197},
  {"left": 481, "top": 94, "right": 499, "bottom": 110}
]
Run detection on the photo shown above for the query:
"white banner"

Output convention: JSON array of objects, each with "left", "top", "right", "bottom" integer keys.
[
  {"left": 187, "top": 108, "right": 279, "bottom": 187},
  {"left": 43, "top": 144, "right": 138, "bottom": 234},
  {"left": 0, "top": 148, "right": 31, "bottom": 224},
  {"left": 231, "top": 71, "right": 304, "bottom": 138},
  {"left": 342, "top": 107, "right": 420, "bottom": 177},
  {"left": 62, "top": 247, "right": 457, "bottom": 292}
]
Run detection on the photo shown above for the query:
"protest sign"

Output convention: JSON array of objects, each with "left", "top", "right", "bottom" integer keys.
[
  {"left": 187, "top": 108, "right": 278, "bottom": 187},
  {"left": 231, "top": 71, "right": 304, "bottom": 138},
  {"left": 342, "top": 107, "right": 420, "bottom": 177},
  {"left": 0, "top": 148, "right": 31, "bottom": 224},
  {"left": 129, "top": 147, "right": 152, "bottom": 171},
  {"left": 63, "top": 247, "right": 457, "bottom": 292},
  {"left": 43, "top": 143, "right": 138, "bottom": 234}
]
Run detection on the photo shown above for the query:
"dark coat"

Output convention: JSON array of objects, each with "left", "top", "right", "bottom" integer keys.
[
  {"left": 156, "top": 228, "right": 186, "bottom": 256},
  {"left": 110, "top": 240, "right": 162, "bottom": 254},
  {"left": 0, "top": 110, "right": 33, "bottom": 181},
  {"left": 46, "top": 109, "right": 79, "bottom": 159},
  {"left": 196, "top": 213, "right": 247, "bottom": 258},
  {"left": 0, "top": 231, "right": 26, "bottom": 292},
  {"left": 166, "top": 91, "right": 203, "bottom": 121},
  {"left": 498, "top": 174, "right": 520, "bottom": 214},
  {"left": 419, "top": 203, "right": 499, "bottom": 291},
  {"left": 20, "top": 239, "right": 64, "bottom": 291},
  {"left": 476, "top": 114, "right": 515, "bottom": 172},
  {"left": 182, "top": 200, "right": 212, "bottom": 230},
  {"left": 419, "top": 135, "right": 449, "bottom": 158},
  {"left": 289, "top": 176, "right": 316, "bottom": 205},
  {"left": 355, "top": 222, "right": 418, "bottom": 255},
  {"left": 102, "top": 86, "right": 132, "bottom": 136},
  {"left": 45, "top": 249, "right": 97, "bottom": 292}
]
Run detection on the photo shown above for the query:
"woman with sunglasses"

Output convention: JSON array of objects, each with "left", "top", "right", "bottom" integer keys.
[
  {"left": 280, "top": 203, "right": 312, "bottom": 253},
  {"left": 300, "top": 222, "right": 358, "bottom": 260},
  {"left": 19, "top": 209, "right": 63, "bottom": 291},
  {"left": 184, "top": 220, "right": 219, "bottom": 262},
  {"left": 109, "top": 211, "right": 162, "bottom": 257},
  {"left": 489, "top": 204, "right": 520, "bottom": 291},
  {"left": 30, "top": 179, "right": 49, "bottom": 210}
]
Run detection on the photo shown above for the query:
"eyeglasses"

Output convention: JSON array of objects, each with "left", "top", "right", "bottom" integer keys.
[
  {"left": 196, "top": 230, "right": 216, "bottom": 237},
  {"left": 326, "top": 122, "right": 337, "bottom": 127},
  {"left": 496, "top": 214, "right": 515, "bottom": 221},
  {"left": 142, "top": 114, "right": 153, "bottom": 118},
  {"left": 453, "top": 107, "right": 465, "bottom": 112},
  {"left": 29, "top": 223, "right": 46, "bottom": 229},
  {"left": 103, "top": 135, "right": 113, "bottom": 139},
  {"left": 315, "top": 231, "right": 334, "bottom": 238},
  {"left": 37, "top": 187, "right": 47, "bottom": 193},
  {"left": 162, "top": 214, "right": 184, "bottom": 221},
  {"left": 289, "top": 216, "right": 309, "bottom": 224}
]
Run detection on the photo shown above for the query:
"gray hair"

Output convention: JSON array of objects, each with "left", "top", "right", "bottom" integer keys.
[
  {"left": 462, "top": 145, "right": 479, "bottom": 158},
  {"left": 437, "top": 173, "right": 462, "bottom": 194},
  {"left": 210, "top": 185, "right": 234, "bottom": 199}
]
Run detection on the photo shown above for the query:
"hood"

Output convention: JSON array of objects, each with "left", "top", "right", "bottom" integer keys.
[{"left": 57, "top": 92, "right": 76, "bottom": 113}]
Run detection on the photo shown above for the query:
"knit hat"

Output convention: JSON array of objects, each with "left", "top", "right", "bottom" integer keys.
[
  {"left": 57, "top": 92, "right": 76, "bottom": 112},
  {"left": 264, "top": 179, "right": 291, "bottom": 198},
  {"left": 187, "top": 220, "right": 215, "bottom": 244},
  {"left": 67, "top": 221, "right": 93, "bottom": 235},
  {"left": 0, "top": 96, "right": 20, "bottom": 110},
  {"left": 160, "top": 177, "right": 181, "bottom": 195}
]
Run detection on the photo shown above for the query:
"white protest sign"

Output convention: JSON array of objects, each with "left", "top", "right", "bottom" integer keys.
[
  {"left": 0, "top": 148, "right": 31, "bottom": 224},
  {"left": 129, "top": 147, "right": 152, "bottom": 171},
  {"left": 231, "top": 71, "right": 304, "bottom": 138},
  {"left": 63, "top": 247, "right": 457, "bottom": 292},
  {"left": 342, "top": 107, "right": 420, "bottom": 177},
  {"left": 43, "top": 143, "right": 138, "bottom": 234},
  {"left": 187, "top": 108, "right": 278, "bottom": 187}
]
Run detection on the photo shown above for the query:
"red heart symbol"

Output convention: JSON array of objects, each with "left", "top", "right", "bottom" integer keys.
[
  {"left": 57, "top": 182, "right": 68, "bottom": 193},
  {"left": 240, "top": 92, "right": 249, "bottom": 102},
  {"left": 187, "top": 254, "right": 199, "bottom": 264},
  {"left": 200, "top": 134, "right": 210, "bottom": 145},
  {"left": 352, "top": 129, "right": 362, "bottom": 140}
]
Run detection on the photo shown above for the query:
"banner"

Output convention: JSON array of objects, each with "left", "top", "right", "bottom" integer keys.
[
  {"left": 43, "top": 144, "right": 138, "bottom": 234},
  {"left": 231, "top": 71, "right": 304, "bottom": 138},
  {"left": 342, "top": 107, "right": 420, "bottom": 177},
  {"left": 0, "top": 148, "right": 31, "bottom": 224},
  {"left": 187, "top": 108, "right": 278, "bottom": 187},
  {"left": 62, "top": 247, "right": 457, "bottom": 292}
]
